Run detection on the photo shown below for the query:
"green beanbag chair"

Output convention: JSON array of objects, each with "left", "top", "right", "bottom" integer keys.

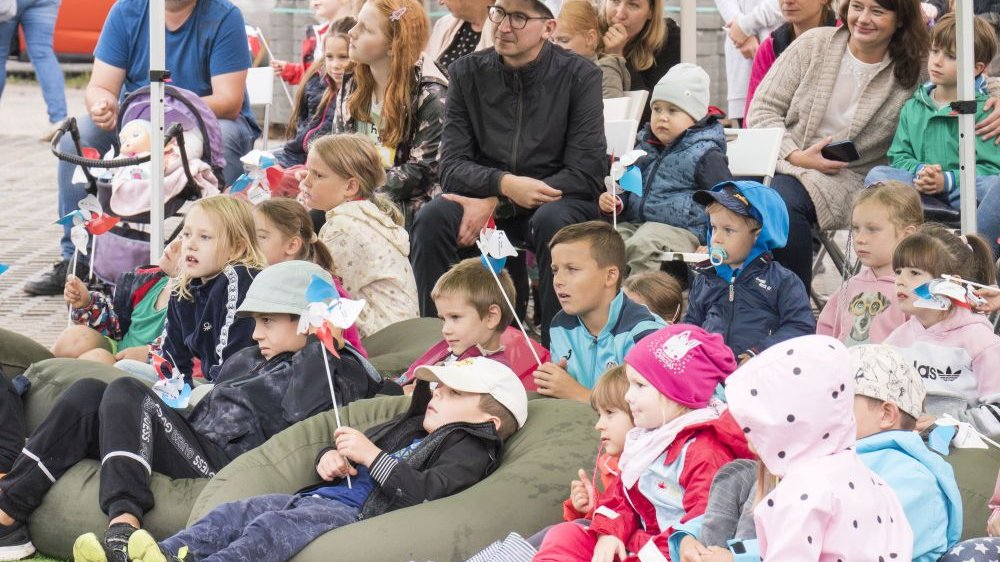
[
  {"left": 0, "top": 327, "right": 53, "bottom": 379},
  {"left": 190, "top": 395, "right": 599, "bottom": 562},
  {"left": 362, "top": 318, "right": 444, "bottom": 378},
  {"left": 944, "top": 445, "right": 1000, "bottom": 540}
]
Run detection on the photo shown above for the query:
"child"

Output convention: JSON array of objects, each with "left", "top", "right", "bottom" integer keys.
[
  {"left": 252, "top": 198, "right": 366, "bottom": 355},
  {"left": 124, "top": 356, "right": 528, "bottom": 562},
  {"left": 542, "top": 221, "right": 665, "bottom": 402},
  {"left": 817, "top": 181, "right": 922, "bottom": 346},
  {"left": 726, "top": 335, "right": 913, "bottom": 561},
  {"left": 623, "top": 271, "right": 684, "bottom": 323},
  {"left": 553, "top": 0, "right": 630, "bottom": 98},
  {"left": 271, "top": 0, "right": 356, "bottom": 86},
  {"left": 884, "top": 224, "right": 1000, "bottom": 435},
  {"left": 396, "top": 258, "right": 517, "bottom": 387},
  {"left": 598, "top": 63, "right": 733, "bottom": 275},
  {"left": 273, "top": 18, "right": 356, "bottom": 170},
  {"left": 299, "top": 134, "right": 419, "bottom": 338},
  {"left": 534, "top": 325, "right": 752, "bottom": 561},
  {"left": 0, "top": 261, "right": 380, "bottom": 561},
  {"left": 685, "top": 180, "right": 815, "bottom": 362},
  {"left": 851, "top": 344, "right": 963, "bottom": 562},
  {"left": 866, "top": 14, "right": 1000, "bottom": 218},
  {"left": 52, "top": 241, "right": 178, "bottom": 365}
]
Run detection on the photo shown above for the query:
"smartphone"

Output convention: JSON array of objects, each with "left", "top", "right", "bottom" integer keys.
[{"left": 821, "top": 140, "right": 861, "bottom": 163}]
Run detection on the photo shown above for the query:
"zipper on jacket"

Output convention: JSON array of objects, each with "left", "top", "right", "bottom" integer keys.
[
  {"left": 725, "top": 278, "right": 736, "bottom": 345},
  {"left": 511, "top": 73, "right": 523, "bottom": 174}
]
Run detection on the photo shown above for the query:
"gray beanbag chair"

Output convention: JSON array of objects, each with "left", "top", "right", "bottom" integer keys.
[
  {"left": 944, "top": 445, "right": 1000, "bottom": 540},
  {"left": 362, "top": 317, "right": 444, "bottom": 377},
  {"left": 0, "top": 327, "right": 53, "bottom": 378}
]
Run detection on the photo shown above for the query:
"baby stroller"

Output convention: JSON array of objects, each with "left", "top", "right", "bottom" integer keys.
[{"left": 50, "top": 85, "right": 225, "bottom": 286}]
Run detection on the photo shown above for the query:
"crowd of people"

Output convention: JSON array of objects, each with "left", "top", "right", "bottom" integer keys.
[{"left": 3, "top": 0, "right": 1000, "bottom": 558}]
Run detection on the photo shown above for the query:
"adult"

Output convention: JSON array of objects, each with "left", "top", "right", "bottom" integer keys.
[
  {"left": 0, "top": 0, "right": 66, "bottom": 140},
  {"left": 330, "top": 0, "right": 447, "bottom": 227},
  {"left": 425, "top": 0, "right": 496, "bottom": 70},
  {"left": 716, "top": 0, "right": 781, "bottom": 122},
  {"left": 743, "top": 0, "right": 836, "bottom": 119},
  {"left": 409, "top": 0, "right": 606, "bottom": 347},
  {"left": 746, "top": 0, "right": 1000, "bottom": 290},
  {"left": 599, "top": 0, "right": 680, "bottom": 121},
  {"left": 23, "top": 0, "right": 260, "bottom": 297}
]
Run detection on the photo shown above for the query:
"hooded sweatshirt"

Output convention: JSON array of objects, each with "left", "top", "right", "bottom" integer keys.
[
  {"left": 319, "top": 200, "right": 419, "bottom": 338},
  {"left": 817, "top": 266, "right": 907, "bottom": 346},
  {"left": 884, "top": 307, "right": 1000, "bottom": 433},
  {"left": 684, "top": 181, "right": 815, "bottom": 357},
  {"left": 726, "top": 335, "right": 913, "bottom": 562}
]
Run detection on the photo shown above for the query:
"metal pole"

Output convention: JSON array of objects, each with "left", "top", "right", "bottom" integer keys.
[
  {"left": 956, "top": 0, "right": 977, "bottom": 234},
  {"left": 149, "top": 0, "right": 166, "bottom": 260},
  {"left": 680, "top": 0, "right": 697, "bottom": 64}
]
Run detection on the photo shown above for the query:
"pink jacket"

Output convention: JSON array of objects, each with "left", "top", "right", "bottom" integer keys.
[
  {"left": 744, "top": 35, "right": 776, "bottom": 121},
  {"left": 816, "top": 267, "right": 907, "bottom": 346},
  {"left": 727, "top": 335, "right": 913, "bottom": 561}
]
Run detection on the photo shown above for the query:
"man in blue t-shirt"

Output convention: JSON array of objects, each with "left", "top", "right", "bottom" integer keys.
[{"left": 25, "top": 0, "right": 260, "bottom": 297}]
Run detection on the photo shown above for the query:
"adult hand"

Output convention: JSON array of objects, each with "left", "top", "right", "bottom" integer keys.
[
  {"left": 89, "top": 99, "right": 119, "bottom": 132},
  {"left": 64, "top": 275, "right": 91, "bottom": 309},
  {"left": 534, "top": 358, "right": 590, "bottom": 402},
  {"left": 916, "top": 414, "right": 937, "bottom": 432},
  {"left": 500, "top": 175, "right": 563, "bottom": 209},
  {"left": 988, "top": 508, "right": 1000, "bottom": 537},
  {"left": 727, "top": 19, "right": 750, "bottom": 47},
  {"left": 977, "top": 97, "right": 1000, "bottom": 145},
  {"left": 570, "top": 468, "right": 597, "bottom": 513},
  {"left": 334, "top": 426, "right": 382, "bottom": 467},
  {"left": 603, "top": 23, "right": 629, "bottom": 55},
  {"left": 591, "top": 535, "right": 627, "bottom": 562},
  {"left": 679, "top": 536, "right": 712, "bottom": 562},
  {"left": 598, "top": 192, "right": 621, "bottom": 215},
  {"left": 739, "top": 35, "right": 759, "bottom": 60},
  {"left": 316, "top": 449, "right": 357, "bottom": 481},
  {"left": 915, "top": 165, "right": 945, "bottom": 195},
  {"left": 786, "top": 137, "right": 850, "bottom": 175},
  {"left": 158, "top": 239, "right": 183, "bottom": 278},
  {"left": 974, "top": 285, "right": 1000, "bottom": 313},
  {"left": 440, "top": 193, "right": 498, "bottom": 248},
  {"left": 115, "top": 346, "right": 150, "bottom": 363}
]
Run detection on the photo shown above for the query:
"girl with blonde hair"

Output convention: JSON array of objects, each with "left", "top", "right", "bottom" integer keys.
[{"left": 554, "top": 0, "right": 630, "bottom": 98}]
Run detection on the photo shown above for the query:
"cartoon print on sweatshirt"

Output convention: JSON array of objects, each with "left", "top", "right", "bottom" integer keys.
[{"left": 848, "top": 291, "right": 891, "bottom": 345}]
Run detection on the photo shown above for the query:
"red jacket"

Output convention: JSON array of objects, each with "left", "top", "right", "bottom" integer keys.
[
  {"left": 588, "top": 411, "right": 753, "bottom": 558},
  {"left": 562, "top": 452, "right": 620, "bottom": 521},
  {"left": 280, "top": 23, "right": 328, "bottom": 85}
]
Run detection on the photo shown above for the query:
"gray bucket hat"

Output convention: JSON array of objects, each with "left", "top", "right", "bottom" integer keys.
[{"left": 236, "top": 261, "right": 333, "bottom": 317}]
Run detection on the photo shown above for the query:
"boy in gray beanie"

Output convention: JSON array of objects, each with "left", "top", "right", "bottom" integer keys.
[{"left": 599, "top": 62, "right": 733, "bottom": 276}]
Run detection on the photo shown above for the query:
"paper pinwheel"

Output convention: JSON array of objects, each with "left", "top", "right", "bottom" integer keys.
[
  {"left": 0, "top": 264, "right": 8, "bottom": 276},
  {"left": 231, "top": 150, "right": 282, "bottom": 204},
  {"left": 913, "top": 278, "right": 985, "bottom": 311},
  {"left": 57, "top": 195, "right": 120, "bottom": 324},
  {"left": 604, "top": 149, "right": 646, "bottom": 228},
  {"left": 150, "top": 350, "right": 192, "bottom": 409}
]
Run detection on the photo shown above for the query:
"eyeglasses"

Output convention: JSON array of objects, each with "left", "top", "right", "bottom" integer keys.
[{"left": 488, "top": 6, "right": 550, "bottom": 29}]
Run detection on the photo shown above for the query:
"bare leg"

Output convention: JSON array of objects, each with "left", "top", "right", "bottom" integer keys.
[
  {"left": 51, "top": 325, "right": 112, "bottom": 358},
  {"left": 78, "top": 348, "right": 117, "bottom": 365}
]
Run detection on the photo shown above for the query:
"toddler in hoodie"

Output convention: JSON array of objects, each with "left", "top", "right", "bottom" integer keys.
[
  {"left": 727, "top": 335, "right": 913, "bottom": 561},
  {"left": 534, "top": 325, "right": 753, "bottom": 562}
]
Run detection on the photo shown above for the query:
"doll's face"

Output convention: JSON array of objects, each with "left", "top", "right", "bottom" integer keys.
[{"left": 120, "top": 121, "right": 152, "bottom": 156}]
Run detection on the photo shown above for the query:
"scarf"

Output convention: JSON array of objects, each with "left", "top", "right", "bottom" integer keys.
[{"left": 619, "top": 403, "right": 724, "bottom": 488}]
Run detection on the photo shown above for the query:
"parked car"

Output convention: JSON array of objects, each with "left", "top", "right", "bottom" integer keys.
[{"left": 8, "top": 0, "right": 115, "bottom": 62}]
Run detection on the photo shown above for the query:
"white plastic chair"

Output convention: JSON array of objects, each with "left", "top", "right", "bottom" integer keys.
[
  {"left": 723, "top": 127, "right": 783, "bottom": 185},
  {"left": 603, "top": 92, "right": 650, "bottom": 156},
  {"left": 624, "top": 90, "right": 649, "bottom": 123},
  {"left": 246, "top": 66, "right": 275, "bottom": 150}
]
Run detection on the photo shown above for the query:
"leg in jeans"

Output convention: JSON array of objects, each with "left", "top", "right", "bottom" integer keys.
[
  {"left": 56, "top": 115, "right": 118, "bottom": 260},
  {"left": 410, "top": 196, "right": 463, "bottom": 317},
  {"left": 768, "top": 174, "right": 818, "bottom": 290},
  {"left": 18, "top": 0, "right": 67, "bottom": 123},
  {"left": 158, "top": 494, "right": 295, "bottom": 560},
  {"left": 975, "top": 175, "right": 1000, "bottom": 258},
  {"left": 0, "top": 378, "right": 106, "bottom": 522},
  {"left": 98, "top": 377, "right": 227, "bottom": 521},
  {"left": 864, "top": 165, "right": 916, "bottom": 188},
  {"left": 218, "top": 116, "right": 259, "bottom": 186}
]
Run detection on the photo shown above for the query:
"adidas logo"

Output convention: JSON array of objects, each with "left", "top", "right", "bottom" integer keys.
[{"left": 915, "top": 363, "right": 962, "bottom": 382}]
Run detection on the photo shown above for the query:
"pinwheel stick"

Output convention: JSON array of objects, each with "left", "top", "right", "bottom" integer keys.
[
  {"left": 255, "top": 27, "right": 295, "bottom": 107},
  {"left": 89, "top": 235, "right": 97, "bottom": 282},
  {"left": 476, "top": 242, "right": 543, "bottom": 368},
  {"left": 67, "top": 249, "right": 80, "bottom": 327},
  {"left": 942, "top": 274, "right": 997, "bottom": 291},
  {"left": 319, "top": 339, "right": 351, "bottom": 488}
]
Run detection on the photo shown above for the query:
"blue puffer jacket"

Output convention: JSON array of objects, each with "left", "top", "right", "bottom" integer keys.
[
  {"left": 620, "top": 116, "right": 732, "bottom": 244},
  {"left": 273, "top": 72, "right": 336, "bottom": 168},
  {"left": 684, "top": 181, "right": 815, "bottom": 357}
]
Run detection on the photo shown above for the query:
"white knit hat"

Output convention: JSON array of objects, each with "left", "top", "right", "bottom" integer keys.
[{"left": 650, "top": 63, "right": 710, "bottom": 120}]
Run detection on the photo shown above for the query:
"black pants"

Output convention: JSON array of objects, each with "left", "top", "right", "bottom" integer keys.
[
  {"left": 410, "top": 196, "right": 599, "bottom": 347},
  {"left": 769, "top": 174, "right": 818, "bottom": 290},
  {"left": 0, "top": 377, "right": 227, "bottom": 523},
  {"left": 0, "top": 369, "right": 26, "bottom": 474}
]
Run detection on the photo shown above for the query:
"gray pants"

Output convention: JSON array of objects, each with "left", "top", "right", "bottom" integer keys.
[{"left": 618, "top": 221, "right": 700, "bottom": 275}]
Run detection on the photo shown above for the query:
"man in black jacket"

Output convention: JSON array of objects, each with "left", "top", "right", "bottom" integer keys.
[{"left": 410, "top": 0, "right": 608, "bottom": 346}]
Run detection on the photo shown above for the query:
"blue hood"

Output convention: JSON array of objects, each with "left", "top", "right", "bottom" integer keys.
[{"left": 704, "top": 180, "right": 789, "bottom": 281}]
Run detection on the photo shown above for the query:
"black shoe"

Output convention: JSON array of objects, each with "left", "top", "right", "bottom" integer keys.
[
  {"left": 23, "top": 259, "right": 87, "bottom": 296},
  {"left": 0, "top": 520, "right": 35, "bottom": 561}
]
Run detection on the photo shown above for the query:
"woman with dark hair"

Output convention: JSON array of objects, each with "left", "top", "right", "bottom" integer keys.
[{"left": 747, "top": 0, "right": 1000, "bottom": 290}]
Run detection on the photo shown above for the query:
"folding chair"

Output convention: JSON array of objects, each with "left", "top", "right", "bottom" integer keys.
[{"left": 246, "top": 66, "right": 275, "bottom": 150}]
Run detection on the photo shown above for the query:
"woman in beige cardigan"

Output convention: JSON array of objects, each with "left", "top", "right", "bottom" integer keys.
[{"left": 747, "top": 0, "right": 1000, "bottom": 289}]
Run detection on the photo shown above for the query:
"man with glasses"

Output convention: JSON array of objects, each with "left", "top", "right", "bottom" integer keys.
[{"left": 410, "top": 0, "right": 607, "bottom": 347}]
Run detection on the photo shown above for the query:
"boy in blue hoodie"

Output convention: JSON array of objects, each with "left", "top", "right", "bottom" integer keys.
[
  {"left": 851, "top": 344, "right": 963, "bottom": 562},
  {"left": 684, "top": 181, "right": 814, "bottom": 362}
]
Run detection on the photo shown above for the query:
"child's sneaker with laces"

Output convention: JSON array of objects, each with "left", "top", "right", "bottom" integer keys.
[
  {"left": 72, "top": 522, "right": 136, "bottom": 562},
  {"left": 0, "top": 520, "right": 34, "bottom": 561},
  {"left": 127, "top": 529, "right": 190, "bottom": 562}
]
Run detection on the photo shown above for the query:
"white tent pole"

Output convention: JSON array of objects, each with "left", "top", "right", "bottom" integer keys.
[
  {"left": 956, "top": 0, "right": 977, "bottom": 234},
  {"left": 680, "top": 0, "right": 697, "bottom": 63},
  {"left": 149, "top": 0, "right": 166, "bottom": 261}
]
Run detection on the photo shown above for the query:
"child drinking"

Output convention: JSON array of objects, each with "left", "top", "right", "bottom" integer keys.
[
  {"left": 299, "top": 134, "right": 419, "bottom": 338},
  {"left": 535, "top": 325, "right": 753, "bottom": 561},
  {"left": 817, "top": 181, "right": 922, "bottom": 346},
  {"left": 726, "top": 335, "right": 913, "bottom": 561},
  {"left": 884, "top": 223, "right": 1000, "bottom": 435},
  {"left": 553, "top": 0, "right": 630, "bottom": 98}
]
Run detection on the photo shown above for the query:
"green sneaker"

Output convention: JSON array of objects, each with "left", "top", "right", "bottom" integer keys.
[
  {"left": 126, "top": 529, "right": 189, "bottom": 562},
  {"left": 72, "top": 523, "right": 134, "bottom": 562}
]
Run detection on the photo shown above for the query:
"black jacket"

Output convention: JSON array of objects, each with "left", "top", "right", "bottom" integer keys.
[
  {"left": 439, "top": 41, "right": 607, "bottom": 208},
  {"left": 189, "top": 338, "right": 385, "bottom": 460},
  {"left": 629, "top": 18, "right": 681, "bottom": 124},
  {"left": 313, "top": 379, "right": 504, "bottom": 520}
]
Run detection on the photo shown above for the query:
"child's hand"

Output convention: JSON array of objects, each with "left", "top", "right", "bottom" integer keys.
[
  {"left": 598, "top": 192, "right": 621, "bottom": 215},
  {"left": 592, "top": 534, "right": 627, "bottom": 562},
  {"left": 533, "top": 358, "right": 590, "bottom": 402},
  {"left": 988, "top": 508, "right": 1000, "bottom": 537},
  {"left": 64, "top": 275, "right": 91, "bottom": 309},
  {"left": 702, "top": 546, "right": 735, "bottom": 562},
  {"left": 570, "top": 468, "right": 596, "bottom": 513},
  {"left": 916, "top": 414, "right": 937, "bottom": 432},
  {"left": 158, "top": 239, "right": 182, "bottom": 278},
  {"left": 679, "top": 536, "right": 712, "bottom": 562},
  {"left": 116, "top": 346, "right": 150, "bottom": 363},
  {"left": 915, "top": 165, "right": 945, "bottom": 195},
  {"left": 974, "top": 285, "right": 1000, "bottom": 313},
  {"left": 334, "top": 426, "right": 382, "bottom": 467},
  {"left": 737, "top": 352, "right": 751, "bottom": 365},
  {"left": 270, "top": 59, "right": 287, "bottom": 74},
  {"left": 316, "top": 449, "right": 357, "bottom": 481}
]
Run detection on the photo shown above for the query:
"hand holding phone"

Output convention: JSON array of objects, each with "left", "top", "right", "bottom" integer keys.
[{"left": 820, "top": 140, "right": 861, "bottom": 163}]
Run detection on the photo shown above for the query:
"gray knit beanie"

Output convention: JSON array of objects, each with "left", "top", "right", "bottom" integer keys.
[{"left": 650, "top": 63, "right": 710, "bottom": 120}]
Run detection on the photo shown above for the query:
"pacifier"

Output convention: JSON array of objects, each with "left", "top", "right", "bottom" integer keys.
[{"left": 709, "top": 245, "right": 729, "bottom": 266}]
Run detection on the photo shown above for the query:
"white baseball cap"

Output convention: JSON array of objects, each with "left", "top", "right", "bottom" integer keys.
[{"left": 414, "top": 357, "right": 529, "bottom": 429}]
